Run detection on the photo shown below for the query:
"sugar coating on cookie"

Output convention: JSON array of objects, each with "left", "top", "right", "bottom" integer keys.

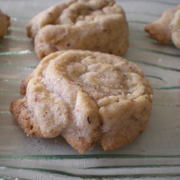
[
  {"left": 26, "top": 0, "right": 129, "bottom": 59},
  {"left": 10, "top": 50, "right": 153, "bottom": 154},
  {"left": 144, "top": 5, "right": 180, "bottom": 48},
  {"left": 0, "top": 9, "right": 10, "bottom": 40}
]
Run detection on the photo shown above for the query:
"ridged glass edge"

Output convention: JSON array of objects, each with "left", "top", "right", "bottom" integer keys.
[
  {"left": 0, "top": 154, "right": 180, "bottom": 160},
  {"left": 0, "top": 177, "right": 29, "bottom": 180},
  {"left": 1, "top": 166, "right": 180, "bottom": 179}
]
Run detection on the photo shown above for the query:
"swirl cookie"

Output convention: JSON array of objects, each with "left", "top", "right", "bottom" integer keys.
[
  {"left": 144, "top": 5, "right": 180, "bottom": 49},
  {"left": 26, "top": 0, "right": 129, "bottom": 59},
  {"left": 0, "top": 9, "right": 10, "bottom": 40},
  {"left": 10, "top": 50, "right": 153, "bottom": 154}
]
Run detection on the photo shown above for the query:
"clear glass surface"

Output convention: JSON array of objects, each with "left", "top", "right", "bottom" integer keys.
[{"left": 0, "top": 0, "right": 180, "bottom": 179}]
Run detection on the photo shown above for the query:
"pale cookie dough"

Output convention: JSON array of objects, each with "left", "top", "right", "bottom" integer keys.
[
  {"left": 26, "top": 0, "right": 129, "bottom": 59},
  {"left": 10, "top": 50, "right": 153, "bottom": 154},
  {"left": 144, "top": 5, "right": 180, "bottom": 48},
  {"left": 0, "top": 9, "right": 10, "bottom": 40}
]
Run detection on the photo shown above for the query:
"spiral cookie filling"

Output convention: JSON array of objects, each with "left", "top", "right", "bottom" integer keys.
[
  {"left": 10, "top": 50, "right": 153, "bottom": 154},
  {"left": 26, "top": 0, "right": 129, "bottom": 59}
]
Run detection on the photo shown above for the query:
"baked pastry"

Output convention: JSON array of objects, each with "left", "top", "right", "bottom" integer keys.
[
  {"left": 144, "top": 5, "right": 180, "bottom": 48},
  {"left": 10, "top": 50, "right": 153, "bottom": 154},
  {"left": 0, "top": 9, "right": 10, "bottom": 40},
  {"left": 26, "top": 0, "right": 129, "bottom": 59},
  {"left": 170, "top": 9, "right": 180, "bottom": 49}
]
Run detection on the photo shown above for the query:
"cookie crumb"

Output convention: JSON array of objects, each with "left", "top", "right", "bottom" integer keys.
[{"left": 178, "top": 78, "right": 180, "bottom": 84}]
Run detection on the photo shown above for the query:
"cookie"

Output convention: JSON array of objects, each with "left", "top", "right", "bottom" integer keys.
[
  {"left": 170, "top": 9, "right": 180, "bottom": 49},
  {"left": 10, "top": 50, "right": 153, "bottom": 154},
  {"left": 26, "top": 0, "right": 129, "bottom": 59},
  {"left": 144, "top": 5, "right": 180, "bottom": 46},
  {"left": 0, "top": 9, "right": 10, "bottom": 40}
]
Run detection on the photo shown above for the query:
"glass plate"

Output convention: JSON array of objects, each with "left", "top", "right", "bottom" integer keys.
[{"left": 0, "top": 0, "right": 180, "bottom": 179}]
